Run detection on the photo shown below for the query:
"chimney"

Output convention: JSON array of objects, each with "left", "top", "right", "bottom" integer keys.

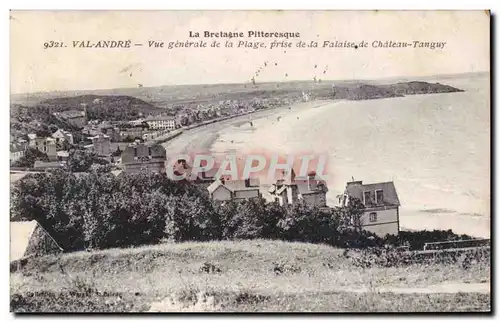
[
  {"left": 305, "top": 171, "right": 316, "bottom": 190},
  {"left": 245, "top": 178, "right": 250, "bottom": 187}
]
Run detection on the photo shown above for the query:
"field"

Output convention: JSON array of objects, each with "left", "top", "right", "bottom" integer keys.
[{"left": 11, "top": 240, "right": 491, "bottom": 312}]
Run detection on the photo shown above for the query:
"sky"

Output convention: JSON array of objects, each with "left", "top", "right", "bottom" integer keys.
[{"left": 10, "top": 10, "right": 490, "bottom": 94}]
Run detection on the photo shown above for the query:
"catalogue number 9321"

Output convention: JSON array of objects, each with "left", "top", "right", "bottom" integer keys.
[{"left": 43, "top": 41, "right": 66, "bottom": 49}]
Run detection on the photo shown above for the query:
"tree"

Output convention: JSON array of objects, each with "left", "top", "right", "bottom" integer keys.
[
  {"left": 12, "top": 148, "right": 49, "bottom": 168},
  {"left": 335, "top": 197, "right": 365, "bottom": 232},
  {"left": 48, "top": 124, "right": 59, "bottom": 134},
  {"left": 67, "top": 149, "right": 109, "bottom": 172}
]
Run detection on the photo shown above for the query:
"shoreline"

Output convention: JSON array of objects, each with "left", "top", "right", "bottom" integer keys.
[
  {"left": 162, "top": 100, "right": 332, "bottom": 156},
  {"left": 161, "top": 97, "right": 490, "bottom": 239}
]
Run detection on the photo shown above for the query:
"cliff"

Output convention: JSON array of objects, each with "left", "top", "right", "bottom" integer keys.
[{"left": 329, "top": 81, "right": 463, "bottom": 101}]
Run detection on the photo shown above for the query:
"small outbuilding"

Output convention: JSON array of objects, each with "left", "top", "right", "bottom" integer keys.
[{"left": 10, "top": 220, "right": 63, "bottom": 262}]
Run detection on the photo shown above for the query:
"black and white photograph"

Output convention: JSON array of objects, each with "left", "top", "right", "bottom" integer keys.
[{"left": 9, "top": 10, "right": 491, "bottom": 313}]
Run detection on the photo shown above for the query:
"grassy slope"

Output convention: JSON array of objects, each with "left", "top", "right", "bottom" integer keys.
[{"left": 11, "top": 240, "right": 490, "bottom": 312}]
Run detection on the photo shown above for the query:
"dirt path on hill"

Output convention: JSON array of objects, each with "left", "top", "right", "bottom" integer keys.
[{"left": 344, "top": 282, "right": 490, "bottom": 294}]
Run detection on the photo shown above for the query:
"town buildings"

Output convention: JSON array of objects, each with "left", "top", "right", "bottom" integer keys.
[
  {"left": 145, "top": 116, "right": 177, "bottom": 130},
  {"left": 52, "top": 129, "right": 74, "bottom": 145},
  {"left": 89, "top": 134, "right": 111, "bottom": 157},
  {"left": 120, "top": 142, "right": 167, "bottom": 174},
  {"left": 268, "top": 169, "right": 328, "bottom": 208},
  {"left": 33, "top": 160, "right": 66, "bottom": 171},
  {"left": 10, "top": 139, "right": 28, "bottom": 164},
  {"left": 82, "top": 124, "right": 120, "bottom": 142},
  {"left": 119, "top": 126, "right": 145, "bottom": 141},
  {"left": 170, "top": 159, "right": 220, "bottom": 189},
  {"left": 340, "top": 180, "right": 401, "bottom": 237},
  {"left": 28, "top": 134, "right": 57, "bottom": 161},
  {"left": 207, "top": 177, "right": 261, "bottom": 202}
]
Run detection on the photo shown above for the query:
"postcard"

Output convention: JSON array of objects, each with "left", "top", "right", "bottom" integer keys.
[{"left": 10, "top": 10, "right": 491, "bottom": 313}]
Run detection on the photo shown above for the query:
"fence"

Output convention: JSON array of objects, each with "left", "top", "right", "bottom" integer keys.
[{"left": 423, "top": 238, "right": 490, "bottom": 251}]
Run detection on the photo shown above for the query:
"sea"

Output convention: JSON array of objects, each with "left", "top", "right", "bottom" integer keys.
[{"left": 210, "top": 73, "right": 491, "bottom": 237}]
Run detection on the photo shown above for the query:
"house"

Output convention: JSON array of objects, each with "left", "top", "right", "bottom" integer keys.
[
  {"left": 99, "top": 125, "right": 121, "bottom": 142},
  {"left": 340, "top": 180, "right": 401, "bottom": 237},
  {"left": 28, "top": 134, "right": 57, "bottom": 161},
  {"left": 145, "top": 116, "right": 177, "bottom": 131},
  {"left": 268, "top": 169, "right": 328, "bottom": 208},
  {"left": 52, "top": 129, "right": 74, "bottom": 145},
  {"left": 119, "top": 126, "right": 145, "bottom": 141},
  {"left": 10, "top": 220, "right": 63, "bottom": 263},
  {"left": 33, "top": 160, "right": 66, "bottom": 170},
  {"left": 90, "top": 134, "right": 111, "bottom": 157},
  {"left": 10, "top": 149, "right": 25, "bottom": 164},
  {"left": 10, "top": 141, "right": 27, "bottom": 164},
  {"left": 121, "top": 142, "right": 166, "bottom": 174},
  {"left": 207, "top": 177, "right": 261, "bottom": 202},
  {"left": 170, "top": 159, "right": 221, "bottom": 189},
  {"left": 56, "top": 150, "right": 70, "bottom": 162}
]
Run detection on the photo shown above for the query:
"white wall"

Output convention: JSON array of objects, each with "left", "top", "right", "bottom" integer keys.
[
  {"left": 362, "top": 222, "right": 399, "bottom": 237},
  {"left": 234, "top": 189, "right": 259, "bottom": 199},
  {"left": 212, "top": 187, "right": 232, "bottom": 201},
  {"left": 301, "top": 192, "right": 326, "bottom": 207},
  {"left": 360, "top": 208, "right": 399, "bottom": 237}
]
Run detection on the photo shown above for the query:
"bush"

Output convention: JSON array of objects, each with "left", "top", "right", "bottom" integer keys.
[
  {"left": 11, "top": 168, "right": 474, "bottom": 253},
  {"left": 384, "top": 230, "right": 475, "bottom": 250},
  {"left": 11, "top": 148, "right": 49, "bottom": 168},
  {"left": 11, "top": 170, "right": 220, "bottom": 251},
  {"left": 67, "top": 149, "right": 109, "bottom": 172}
]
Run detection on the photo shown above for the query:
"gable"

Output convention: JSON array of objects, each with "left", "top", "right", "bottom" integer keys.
[
  {"left": 10, "top": 221, "right": 37, "bottom": 262},
  {"left": 345, "top": 181, "right": 400, "bottom": 207},
  {"left": 10, "top": 221, "right": 63, "bottom": 262},
  {"left": 213, "top": 184, "right": 232, "bottom": 194}
]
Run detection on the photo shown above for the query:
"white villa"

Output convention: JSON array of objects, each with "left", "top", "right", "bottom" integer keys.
[
  {"left": 340, "top": 180, "right": 401, "bottom": 237},
  {"left": 145, "top": 116, "right": 177, "bottom": 131}
]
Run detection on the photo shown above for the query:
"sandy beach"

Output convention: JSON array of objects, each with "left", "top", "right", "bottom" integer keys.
[{"left": 163, "top": 90, "right": 490, "bottom": 238}]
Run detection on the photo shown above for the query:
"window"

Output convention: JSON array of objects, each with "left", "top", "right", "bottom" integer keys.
[
  {"left": 369, "top": 212, "right": 377, "bottom": 222},
  {"left": 375, "top": 190, "right": 384, "bottom": 205},
  {"left": 363, "top": 191, "right": 372, "bottom": 206}
]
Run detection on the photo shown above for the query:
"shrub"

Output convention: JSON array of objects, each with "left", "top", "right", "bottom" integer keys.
[{"left": 11, "top": 148, "right": 49, "bottom": 168}]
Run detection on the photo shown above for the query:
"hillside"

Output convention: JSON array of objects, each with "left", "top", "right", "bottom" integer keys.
[
  {"left": 11, "top": 72, "right": 478, "bottom": 108},
  {"left": 11, "top": 95, "right": 163, "bottom": 128},
  {"left": 42, "top": 94, "right": 162, "bottom": 121},
  {"left": 326, "top": 81, "right": 463, "bottom": 101},
  {"left": 11, "top": 240, "right": 490, "bottom": 312},
  {"left": 40, "top": 94, "right": 156, "bottom": 110},
  {"left": 383, "top": 81, "right": 465, "bottom": 96}
]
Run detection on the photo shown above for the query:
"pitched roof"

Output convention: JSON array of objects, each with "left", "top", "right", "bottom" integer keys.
[
  {"left": 146, "top": 115, "right": 175, "bottom": 121},
  {"left": 345, "top": 181, "right": 400, "bottom": 207},
  {"left": 33, "top": 161, "right": 65, "bottom": 169},
  {"left": 10, "top": 220, "right": 63, "bottom": 262},
  {"left": 224, "top": 178, "right": 260, "bottom": 191},
  {"left": 207, "top": 178, "right": 260, "bottom": 194},
  {"left": 56, "top": 151, "right": 70, "bottom": 158},
  {"left": 207, "top": 180, "right": 231, "bottom": 194},
  {"left": 121, "top": 143, "right": 166, "bottom": 164}
]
